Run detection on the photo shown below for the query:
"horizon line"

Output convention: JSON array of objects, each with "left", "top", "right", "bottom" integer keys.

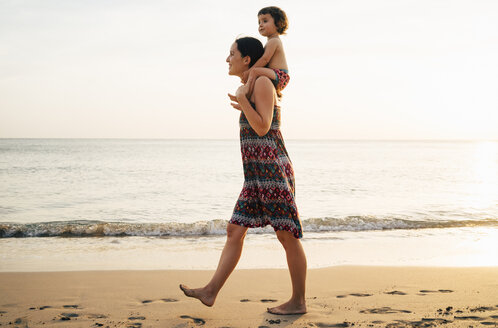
[{"left": 1, "top": 137, "right": 497, "bottom": 142}]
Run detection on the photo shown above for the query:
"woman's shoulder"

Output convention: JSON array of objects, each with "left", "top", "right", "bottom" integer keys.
[
  {"left": 254, "top": 75, "right": 274, "bottom": 88},
  {"left": 250, "top": 76, "right": 277, "bottom": 103}
]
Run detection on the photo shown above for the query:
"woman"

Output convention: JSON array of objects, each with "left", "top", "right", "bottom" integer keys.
[{"left": 180, "top": 37, "right": 307, "bottom": 315}]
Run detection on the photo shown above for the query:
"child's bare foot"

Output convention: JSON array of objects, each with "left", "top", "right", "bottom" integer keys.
[
  {"left": 179, "top": 284, "right": 216, "bottom": 307},
  {"left": 267, "top": 300, "right": 307, "bottom": 315}
]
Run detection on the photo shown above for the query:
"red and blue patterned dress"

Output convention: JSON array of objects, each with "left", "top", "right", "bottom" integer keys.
[{"left": 229, "top": 101, "right": 303, "bottom": 239}]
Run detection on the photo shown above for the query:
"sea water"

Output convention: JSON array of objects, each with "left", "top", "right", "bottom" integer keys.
[{"left": 1, "top": 139, "right": 497, "bottom": 271}]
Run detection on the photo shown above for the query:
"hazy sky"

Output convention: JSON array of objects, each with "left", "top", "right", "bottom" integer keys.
[{"left": 1, "top": 0, "right": 497, "bottom": 140}]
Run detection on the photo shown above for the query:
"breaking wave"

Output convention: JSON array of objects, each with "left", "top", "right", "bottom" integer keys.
[{"left": 1, "top": 216, "right": 497, "bottom": 238}]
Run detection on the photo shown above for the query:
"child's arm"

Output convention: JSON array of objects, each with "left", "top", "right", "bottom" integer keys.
[
  {"left": 252, "top": 38, "right": 279, "bottom": 68},
  {"left": 242, "top": 39, "right": 280, "bottom": 83}
]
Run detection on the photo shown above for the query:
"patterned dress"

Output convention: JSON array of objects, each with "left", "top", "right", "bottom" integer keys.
[{"left": 229, "top": 101, "right": 303, "bottom": 239}]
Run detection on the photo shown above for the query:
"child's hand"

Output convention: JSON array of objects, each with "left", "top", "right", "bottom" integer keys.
[
  {"left": 241, "top": 70, "right": 251, "bottom": 84},
  {"left": 245, "top": 69, "right": 258, "bottom": 90},
  {"left": 246, "top": 73, "right": 258, "bottom": 100}
]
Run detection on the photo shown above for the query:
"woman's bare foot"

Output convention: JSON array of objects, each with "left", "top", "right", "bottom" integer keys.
[
  {"left": 267, "top": 300, "right": 307, "bottom": 315},
  {"left": 179, "top": 284, "right": 216, "bottom": 307}
]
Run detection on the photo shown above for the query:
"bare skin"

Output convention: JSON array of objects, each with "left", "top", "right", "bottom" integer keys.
[
  {"left": 267, "top": 230, "right": 307, "bottom": 315},
  {"left": 180, "top": 40, "right": 307, "bottom": 315},
  {"left": 179, "top": 225, "right": 307, "bottom": 315},
  {"left": 179, "top": 223, "right": 247, "bottom": 307}
]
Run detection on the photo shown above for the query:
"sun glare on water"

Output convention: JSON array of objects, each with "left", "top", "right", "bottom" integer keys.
[{"left": 466, "top": 141, "right": 498, "bottom": 210}]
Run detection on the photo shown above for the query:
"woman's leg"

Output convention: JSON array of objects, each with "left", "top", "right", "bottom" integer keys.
[
  {"left": 268, "top": 230, "right": 307, "bottom": 315},
  {"left": 179, "top": 223, "right": 248, "bottom": 307}
]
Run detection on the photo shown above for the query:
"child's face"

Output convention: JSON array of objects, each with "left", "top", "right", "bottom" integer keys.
[{"left": 258, "top": 14, "right": 278, "bottom": 37}]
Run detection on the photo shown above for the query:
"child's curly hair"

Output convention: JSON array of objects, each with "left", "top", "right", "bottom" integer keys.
[{"left": 258, "top": 6, "right": 288, "bottom": 35}]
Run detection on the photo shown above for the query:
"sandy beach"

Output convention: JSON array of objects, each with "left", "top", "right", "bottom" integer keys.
[{"left": 1, "top": 266, "right": 497, "bottom": 327}]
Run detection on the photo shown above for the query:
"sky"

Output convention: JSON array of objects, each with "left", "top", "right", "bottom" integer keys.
[{"left": 1, "top": 0, "right": 497, "bottom": 140}]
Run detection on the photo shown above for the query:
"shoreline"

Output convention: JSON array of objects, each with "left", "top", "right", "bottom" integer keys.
[
  {"left": 2, "top": 227, "right": 497, "bottom": 272},
  {"left": 1, "top": 266, "right": 497, "bottom": 327}
]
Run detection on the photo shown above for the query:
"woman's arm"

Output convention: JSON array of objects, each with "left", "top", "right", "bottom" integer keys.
[{"left": 235, "top": 77, "right": 275, "bottom": 137}]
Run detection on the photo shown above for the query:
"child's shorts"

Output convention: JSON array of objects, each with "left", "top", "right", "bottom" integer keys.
[{"left": 272, "top": 69, "right": 290, "bottom": 91}]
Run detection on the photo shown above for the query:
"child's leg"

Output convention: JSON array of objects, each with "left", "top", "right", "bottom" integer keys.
[
  {"left": 248, "top": 67, "right": 280, "bottom": 85},
  {"left": 247, "top": 67, "right": 282, "bottom": 97},
  {"left": 273, "top": 69, "right": 290, "bottom": 91}
]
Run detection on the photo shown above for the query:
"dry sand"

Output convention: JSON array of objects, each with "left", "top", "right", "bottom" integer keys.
[{"left": 1, "top": 266, "right": 497, "bottom": 327}]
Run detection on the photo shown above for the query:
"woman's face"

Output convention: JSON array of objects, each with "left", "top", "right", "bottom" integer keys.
[{"left": 226, "top": 42, "right": 248, "bottom": 77}]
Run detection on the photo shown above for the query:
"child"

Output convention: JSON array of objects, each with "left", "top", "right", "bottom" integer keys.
[{"left": 242, "top": 6, "right": 290, "bottom": 97}]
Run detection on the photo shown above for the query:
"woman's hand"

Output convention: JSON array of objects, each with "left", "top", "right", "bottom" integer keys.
[
  {"left": 228, "top": 92, "right": 242, "bottom": 111},
  {"left": 235, "top": 84, "right": 249, "bottom": 100},
  {"left": 227, "top": 84, "right": 249, "bottom": 111}
]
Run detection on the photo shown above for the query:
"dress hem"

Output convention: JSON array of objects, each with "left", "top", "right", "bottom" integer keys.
[{"left": 228, "top": 218, "right": 303, "bottom": 239}]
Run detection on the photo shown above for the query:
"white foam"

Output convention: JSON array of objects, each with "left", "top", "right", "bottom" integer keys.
[{"left": 1, "top": 216, "right": 497, "bottom": 238}]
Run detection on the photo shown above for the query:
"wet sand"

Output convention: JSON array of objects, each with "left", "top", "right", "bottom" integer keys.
[{"left": 0, "top": 266, "right": 497, "bottom": 327}]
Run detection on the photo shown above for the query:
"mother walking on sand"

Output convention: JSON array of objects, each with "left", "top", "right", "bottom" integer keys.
[{"left": 180, "top": 36, "right": 307, "bottom": 315}]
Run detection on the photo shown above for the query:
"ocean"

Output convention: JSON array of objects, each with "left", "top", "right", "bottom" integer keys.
[{"left": 1, "top": 138, "right": 497, "bottom": 271}]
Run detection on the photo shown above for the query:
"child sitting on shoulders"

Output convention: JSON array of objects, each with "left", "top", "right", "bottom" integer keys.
[{"left": 243, "top": 6, "right": 290, "bottom": 97}]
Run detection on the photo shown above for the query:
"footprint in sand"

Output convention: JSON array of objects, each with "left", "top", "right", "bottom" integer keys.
[
  {"left": 337, "top": 293, "right": 372, "bottom": 298},
  {"left": 62, "top": 312, "right": 78, "bottom": 317},
  {"left": 314, "top": 322, "right": 354, "bottom": 327},
  {"left": 59, "top": 312, "right": 79, "bottom": 321},
  {"left": 417, "top": 289, "right": 454, "bottom": 296},
  {"left": 384, "top": 290, "right": 407, "bottom": 295},
  {"left": 386, "top": 318, "right": 451, "bottom": 327},
  {"left": 437, "top": 306, "right": 455, "bottom": 315},
  {"left": 420, "top": 318, "right": 452, "bottom": 324},
  {"left": 470, "top": 306, "right": 496, "bottom": 312},
  {"left": 454, "top": 315, "right": 485, "bottom": 320},
  {"left": 37, "top": 305, "right": 52, "bottom": 310},
  {"left": 180, "top": 315, "right": 206, "bottom": 326},
  {"left": 87, "top": 313, "right": 108, "bottom": 319},
  {"left": 13, "top": 317, "right": 29, "bottom": 327},
  {"left": 260, "top": 299, "right": 278, "bottom": 303},
  {"left": 419, "top": 289, "right": 454, "bottom": 293},
  {"left": 360, "top": 307, "right": 412, "bottom": 314},
  {"left": 141, "top": 298, "right": 178, "bottom": 304},
  {"left": 63, "top": 304, "right": 79, "bottom": 309},
  {"left": 350, "top": 293, "right": 372, "bottom": 297},
  {"left": 127, "top": 323, "right": 142, "bottom": 328},
  {"left": 128, "top": 316, "right": 146, "bottom": 320}
]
